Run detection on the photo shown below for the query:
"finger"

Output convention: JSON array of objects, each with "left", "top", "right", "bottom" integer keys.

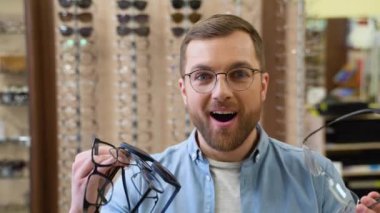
[
  {"left": 360, "top": 195, "right": 380, "bottom": 210},
  {"left": 367, "top": 191, "right": 380, "bottom": 199},
  {"left": 356, "top": 203, "right": 372, "bottom": 213}
]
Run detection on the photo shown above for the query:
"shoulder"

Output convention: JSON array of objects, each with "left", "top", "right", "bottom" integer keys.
[
  {"left": 265, "top": 137, "right": 333, "bottom": 171},
  {"left": 152, "top": 140, "right": 190, "bottom": 166}
]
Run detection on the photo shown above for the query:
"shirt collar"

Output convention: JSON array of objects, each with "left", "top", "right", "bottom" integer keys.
[{"left": 186, "top": 124, "right": 270, "bottom": 163}]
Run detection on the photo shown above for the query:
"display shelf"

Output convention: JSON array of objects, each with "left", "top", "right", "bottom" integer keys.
[
  {"left": 348, "top": 179, "right": 380, "bottom": 190},
  {"left": 0, "top": 91, "right": 28, "bottom": 106},
  {"left": 326, "top": 142, "right": 380, "bottom": 152},
  {"left": 0, "top": 204, "right": 28, "bottom": 213},
  {"left": 343, "top": 164, "right": 380, "bottom": 177},
  {"left": 0, "top": 136, "right": 30, "bottom": 146}
]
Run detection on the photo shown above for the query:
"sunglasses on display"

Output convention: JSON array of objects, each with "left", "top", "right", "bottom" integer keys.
[
  {"left": 116, "top": 14, "right": 149, "bottom": 24},
  {"left": 171, "top": 12, "right": 201, "bottom": 24},
  {"left": 171, "top": 27, "right": 187, "bottom": 38},
  {"left": 171, "top": 0, "right": 201, "bottom": 10},
  {"left": 59, "top": 11, "right": 93, "bottom": 23},
  {"left": 117, "top": 0, "right": 147, "bottom": 11},
  {"left": 116, "top": 25, "right": 150, "bottom": 37},
  {"left": 58, "top": 0, "right": 92, "bottom": 9},
  {"left": 59, "top": 25, "right": 93, "bottom": 38}
]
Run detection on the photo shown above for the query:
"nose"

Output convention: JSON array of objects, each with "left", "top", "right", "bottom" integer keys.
[{"left": 212, "top": 73, "right": 232, "bottom": 100}]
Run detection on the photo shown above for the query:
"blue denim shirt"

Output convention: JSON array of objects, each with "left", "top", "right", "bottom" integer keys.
[{"left": 102, "top": 125, "right": 354, "bottom": 213}]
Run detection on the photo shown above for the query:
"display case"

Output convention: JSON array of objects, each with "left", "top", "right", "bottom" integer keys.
[
  {"left": 325, "top": 113, "right": 380, "bottom": 197},
  {"left": 0, "top": 0, "right": 30, "bottom": 212}
]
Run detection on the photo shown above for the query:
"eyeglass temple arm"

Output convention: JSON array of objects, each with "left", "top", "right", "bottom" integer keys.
[
  {"left": 121, "top": 167, "right": 132, "bottom": 211},
  {"left": 131, "top": 188, "right": 152, "bottom": 212},
  {"left": 161, "top": 186, "right": 181, "bottom": 213},
  {"left": 302, "top": 108, "right": 380, "bottom": 145}
]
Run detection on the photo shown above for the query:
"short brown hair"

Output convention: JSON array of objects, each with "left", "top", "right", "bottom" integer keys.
[{"left": 179, "top": 14, "right": 265, "bottom": 76}]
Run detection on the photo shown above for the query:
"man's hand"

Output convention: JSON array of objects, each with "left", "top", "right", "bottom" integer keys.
[
  {"left": 356, "top": 191, "right": 380, "bottom": 213},
  {"left": 69, "top": 147, "right": 128, "bottom": 213}
]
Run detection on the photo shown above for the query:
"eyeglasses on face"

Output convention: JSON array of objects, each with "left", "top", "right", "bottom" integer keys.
[
  {"left": 183, "top": 67, "right": 262, "bottom": 93},
  {"left": 58, "top": 0, "right": 92, "bottom": 9},
  {"left": 116, "top": 25, "right": 150, "bottom": 37},
  {"left": 117, "top": 0, "right": 147, "bottom": 11},
  {"left": 58, "top": 11, "right": 93, "bottom": 23},
  {"left": 59, "top": 25, "right": 93, "bottom": 38}
]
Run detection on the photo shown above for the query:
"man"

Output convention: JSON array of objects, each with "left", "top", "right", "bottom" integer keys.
[{"left": 70, "top": 14, "right": 380, "bottom": 213}]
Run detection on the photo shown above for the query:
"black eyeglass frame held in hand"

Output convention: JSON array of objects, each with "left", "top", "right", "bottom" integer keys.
[{"left": 83, "top": 137, "right": 181, "bottom": 213}]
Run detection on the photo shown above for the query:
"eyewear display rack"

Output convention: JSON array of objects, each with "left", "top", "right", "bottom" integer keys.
[{"left": 0, "top": 0, "right": 30, "bottom": 212}]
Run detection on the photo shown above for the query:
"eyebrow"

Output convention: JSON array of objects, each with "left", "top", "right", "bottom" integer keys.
[
  {"left": 190, "top": 61, "right": 255, "bottom": 72},
  {"left": 227, "top": 61, "right": 255, "bottom": 70}
]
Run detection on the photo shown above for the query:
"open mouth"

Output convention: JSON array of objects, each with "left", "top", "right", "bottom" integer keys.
[{"left": 210, "top": 111, "right": 237, "bottom": 122}]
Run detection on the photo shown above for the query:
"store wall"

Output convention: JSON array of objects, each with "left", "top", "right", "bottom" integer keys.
[{"left": 54, "top": 1, "right": 263, "bottom": 211}]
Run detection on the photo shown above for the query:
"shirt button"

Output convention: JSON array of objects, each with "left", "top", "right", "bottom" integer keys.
[
  {"left": 206, "top": 175, "right": 211, "bottom": 181},
  {"left": 255, "top": 153, "right": 260, "bottom": 162},
  {"left": 191, "top": 153, "right": 197, "bottom": 160}
]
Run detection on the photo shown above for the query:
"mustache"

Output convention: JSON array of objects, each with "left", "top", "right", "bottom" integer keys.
[{"left": 209, "top": 100, "right": 236, "bottom": 110}]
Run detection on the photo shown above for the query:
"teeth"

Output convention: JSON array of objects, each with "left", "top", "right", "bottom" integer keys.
[{"left": 212, "top": 111, "right": 235, "bottom": 115}]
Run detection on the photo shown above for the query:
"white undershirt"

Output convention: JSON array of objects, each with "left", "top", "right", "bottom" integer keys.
[{"left": 208, "top": 158, "right": 242, "bottom": 213}]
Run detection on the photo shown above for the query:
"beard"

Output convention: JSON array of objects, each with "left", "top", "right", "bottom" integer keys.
[{"left": 189, "top": 105, "right": 261, "bottom": 152}]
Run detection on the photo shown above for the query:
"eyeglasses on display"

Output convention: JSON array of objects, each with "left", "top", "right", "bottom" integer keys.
[
  {"left": 171, "top": 0, "right": 201, "bottom": 10},
  {"left": 58, "top": 0, "right": 92, "bottom": 9},
  {"left": 171, "top": 27, "right": 187, "bottom": 38},
  {"left": 116, "top": 14, "right": 149, "bottom": 24},
  {"left": 171, "top": 12, "right": 201, "bottom": 24},
  {"left": 58, "top": 11, "right": 93, "bottom": 23},
  {"left": 117, "top": 0, "right": 147, "bottom": 11},
  {"left": 59, "top": 25, "right": 93, "bottom": 38},
  {"left": 116, "top": 25, "right": 150, "bottom": 37}
]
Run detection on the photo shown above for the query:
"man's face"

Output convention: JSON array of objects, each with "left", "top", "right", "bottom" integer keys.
[{"left": 179, "top": 31, "right": 269, "bottom": 152}]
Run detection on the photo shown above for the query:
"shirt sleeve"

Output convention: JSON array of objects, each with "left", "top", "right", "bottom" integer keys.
[{"left": 313, "top": 155, "right": 357, "bottom": 213}]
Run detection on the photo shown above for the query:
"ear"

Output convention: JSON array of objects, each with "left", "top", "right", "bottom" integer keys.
[
  {"left": 178, "top": 78, "right": 188, "bottom": 106},
  {"left": 260, "top": 72, "right": 269, "bottom": 102}
]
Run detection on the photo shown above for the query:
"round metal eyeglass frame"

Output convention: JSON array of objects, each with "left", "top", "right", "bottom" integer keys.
[{"left": 182, "top": 68, "right": 263, "bottom": 94}]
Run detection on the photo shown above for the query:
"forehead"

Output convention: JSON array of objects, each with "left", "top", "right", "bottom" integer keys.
[{"left": 185, "top": 31, "right": 259, "bottom": 70}]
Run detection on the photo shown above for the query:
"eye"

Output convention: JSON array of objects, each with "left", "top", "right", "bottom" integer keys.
[
  {"left": 229, "top": 69, "right": 251, "bottom": 81},
  {"left": 192, "top": 70, "right": 214, "bottom": 82}
]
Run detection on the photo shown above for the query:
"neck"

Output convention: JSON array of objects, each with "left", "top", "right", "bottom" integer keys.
[{"left": 197, "top": 128, "right": 259, "bottom": 162}]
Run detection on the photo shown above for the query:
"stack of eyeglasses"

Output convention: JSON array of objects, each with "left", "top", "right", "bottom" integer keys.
[
  {"left": 83, "top": 137, "right": 181, "bottom": 212},
  {"left": 114, "top": 0, "right": 153, "bottom": 151}
]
